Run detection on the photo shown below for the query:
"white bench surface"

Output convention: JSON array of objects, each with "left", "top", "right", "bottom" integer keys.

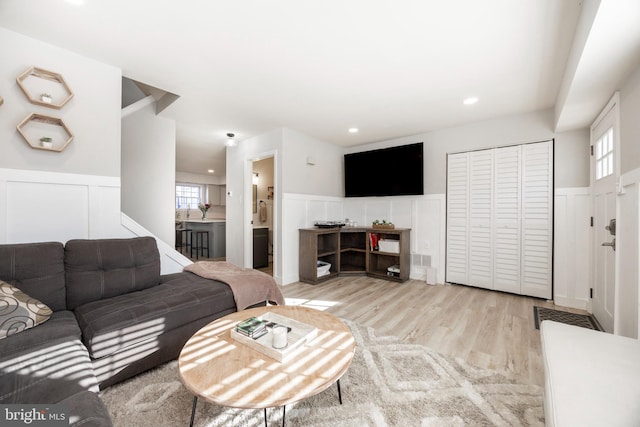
[{"left": 541, "top": 320, "right": 640, "bottom": 427}]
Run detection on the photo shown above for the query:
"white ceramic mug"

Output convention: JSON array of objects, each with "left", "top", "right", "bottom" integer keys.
[{"left": 272, "top": 325, "right": 288, "bottom": 349}]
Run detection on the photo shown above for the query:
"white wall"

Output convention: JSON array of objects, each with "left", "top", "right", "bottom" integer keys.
[
  {"left": 121, "top": 97, "right": 176, "bottom": 245},
  {"left": 237, "top": 111, "right": 592, "bottom": 311},
  {"left": 226, "top": 127, "right": 345, "bottom": 284},
  {"left": 282, "top": 128, "right": 344, "bottom": 196},
  {"left": 0, "top": 27, "right": 121, "bottom": 177},
  {"left": 619, "top": 57, "right": 640, "bottom": 176},
  {"left": 616, "top": 63, "right": 640, "bottom": 337},
  {"left": 554, "top": 188, "right": 591, "bottom": 310},
  {"left": 0, "top": 28, "right": 186, "bottom": 275},
  {"left": 226, "top": 128, "right": 283, "bottom": 273}
]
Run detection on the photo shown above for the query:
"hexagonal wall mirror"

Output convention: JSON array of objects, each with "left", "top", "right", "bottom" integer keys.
[
  {"left": 17, "top": 66, "right": 74, "bottom": 109},
  {"left": 17, "top": 113, "right": 74, "bottom": 152}
]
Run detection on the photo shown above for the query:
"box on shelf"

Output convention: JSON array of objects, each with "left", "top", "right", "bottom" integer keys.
[
  {"left": 317, "top": 260, "right": 331, "bottom": 277},
  {"left": 378, "top": 239, "right": 400, "bottom": 253}
]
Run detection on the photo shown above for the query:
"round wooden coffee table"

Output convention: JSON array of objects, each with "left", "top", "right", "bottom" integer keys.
[{"left": 178, "top": 305, "right": 355, "bottom": 426}]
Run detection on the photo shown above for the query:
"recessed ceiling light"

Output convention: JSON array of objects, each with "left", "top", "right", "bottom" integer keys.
[
  {"left": 207, "top": 169, "right": 214, "bottom": 173},
  {"left": 348, "top": 128, "right": 359, "bottom": 133},
  {"left": 463, "top": 97, "right": 479, "bottom": 105}
]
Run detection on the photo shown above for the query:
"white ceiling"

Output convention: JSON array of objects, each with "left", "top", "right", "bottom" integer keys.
[{"left": 1, "top": 0, "right": 639, "bottom": 177}]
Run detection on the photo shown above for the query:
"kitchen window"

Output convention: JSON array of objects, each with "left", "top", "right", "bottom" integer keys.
[{"left": 175, "top": 184, "right": 202, "bottom": 209}]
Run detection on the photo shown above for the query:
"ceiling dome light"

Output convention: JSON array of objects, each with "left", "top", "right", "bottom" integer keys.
[
  {"left": 463, "top": 97, "right": 479, "bottom": 105},
  {"left": 225, "top": 132, "right": 236, "bottom": 147},
  {"left": 207, "top": 169, "right": 214, "bottom": 173},
  {"left": 348, "top": 128, "right": 359, "bottom": 133}
]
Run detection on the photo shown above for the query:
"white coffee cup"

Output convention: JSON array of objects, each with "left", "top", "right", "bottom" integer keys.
[{"left": 272, "top": 325, "right": 288, "bottom": 349}]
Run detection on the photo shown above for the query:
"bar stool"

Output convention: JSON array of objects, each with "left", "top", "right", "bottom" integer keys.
[
  {"left": 175, "top": 228, "right": 192, "bottom": 255},
  {"left": 191, "top": 230, "right": 210, "bottom": 259}
]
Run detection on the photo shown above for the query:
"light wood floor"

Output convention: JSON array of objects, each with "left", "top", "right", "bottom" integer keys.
[{"left": 281, "top": 276, "right": 585, "bottom": 387}]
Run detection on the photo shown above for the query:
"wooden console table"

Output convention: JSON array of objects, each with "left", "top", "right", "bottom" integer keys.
[{"left": 299, "top": 227, "right": 410, "bottom": 284}]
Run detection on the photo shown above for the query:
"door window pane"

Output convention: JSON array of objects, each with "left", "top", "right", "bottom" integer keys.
[{"left": 595, "top": 127, "right": 614, "bottom": 180}]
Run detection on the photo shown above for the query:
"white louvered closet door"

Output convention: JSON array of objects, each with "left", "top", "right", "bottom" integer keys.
[
  {"left": 468, "top": 150, "right": 493, "bottom": 289},
  {"left": 446, "top": 152, "right": 469, "bottom": 285},
  {"left": 521, "top": 142, "right": 553, "bottom": 299},
  {"left": 493, "top": 145, "right": 521, "bottom": 294},
  {"left": 446, "top": 141, "right": 552, "bottom": 299}
]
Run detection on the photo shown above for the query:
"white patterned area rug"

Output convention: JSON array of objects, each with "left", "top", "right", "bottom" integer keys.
[{"left": 101, "top": 321, "right": 544, "bottom": 426}]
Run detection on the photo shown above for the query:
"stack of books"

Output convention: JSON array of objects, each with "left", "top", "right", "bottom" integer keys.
[{"left": 236, "top": 317, "right": 268, "bottom": 339}]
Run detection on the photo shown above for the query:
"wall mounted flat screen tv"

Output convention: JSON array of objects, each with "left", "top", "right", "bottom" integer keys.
[{"left": 344, "top": 142, "right": 424, "bottom": 197}]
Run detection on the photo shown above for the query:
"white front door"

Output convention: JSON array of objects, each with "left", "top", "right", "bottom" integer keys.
[{"left": 591, "top": 97, "right": 619, "bottom": 333}]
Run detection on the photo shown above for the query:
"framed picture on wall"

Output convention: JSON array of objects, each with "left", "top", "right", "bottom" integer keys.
[{"left": 267, "top": 186, "right": 274, "bottom": 200}]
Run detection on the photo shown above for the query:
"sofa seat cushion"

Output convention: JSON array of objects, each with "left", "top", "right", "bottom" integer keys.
[
  {"left": 0, "top": 311, "right": 98, "bottom": 404},
  {"left": 75, "top": 272, "right": 236, "bottom": 359},
  {"left": 58, "top": 391, "right": 113, "bottom": 427},
  {"left": 540, "top": 320, "right": 640, "bottom": 427},
  {"left": 0, "top": 310, "right": 80, "bottom": 358}
]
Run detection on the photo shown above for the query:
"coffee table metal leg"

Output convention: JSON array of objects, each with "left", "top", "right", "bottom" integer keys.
[
  {"left": 189, "top": 396, "right": 198, "bottom": 427},
  {"left": 264, "top": 408, "right": 267, "bottom": 427},
  {"left": 337, "top": 379, "right": 343, "bottom": 405},
  {"left": 282, "top": 405, "right": 286, "bottom": 427}
]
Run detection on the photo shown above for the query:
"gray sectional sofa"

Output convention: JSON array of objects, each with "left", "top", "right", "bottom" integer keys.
[{"left": 0, "top": 236, "right": 260, "bottom": 426}]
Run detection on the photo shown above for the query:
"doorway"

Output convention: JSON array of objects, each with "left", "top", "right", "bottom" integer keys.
[
  {"left": 591, "top": 93, "right": 620, "bottom": 333},
  {"left": 251, "top": 156, "right": 275, "bottom": 276}
]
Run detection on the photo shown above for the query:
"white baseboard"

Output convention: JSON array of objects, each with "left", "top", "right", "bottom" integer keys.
[{"left": 553, "top": 296, "right": 589, "bottom": 311}]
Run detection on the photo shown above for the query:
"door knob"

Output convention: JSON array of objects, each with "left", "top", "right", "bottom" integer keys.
[
  {"left": 601, "top": 238, "right": 616, "bottom": 251},
  {"left": 605, "top": 219, "right": 616, "bottom": 236}
]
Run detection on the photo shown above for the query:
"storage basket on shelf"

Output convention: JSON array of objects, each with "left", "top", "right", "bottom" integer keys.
[{"left": 317, "top": 261, "right": 331, "bottom": 277}]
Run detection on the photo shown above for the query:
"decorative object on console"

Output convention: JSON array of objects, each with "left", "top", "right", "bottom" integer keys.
[
  {"left": 314, "top": 220, "right": 346, "bottom": 228},
  {"left": 16, "top": 66, "right": 74, "bottom": 109},
  {"left": 372, "top": 219, "right": 395, "bottom": 229}
]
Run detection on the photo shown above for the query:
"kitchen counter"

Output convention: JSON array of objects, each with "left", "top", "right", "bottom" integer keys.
[{"left": 178, "top": 219, "right": 226, "bottom": 224}]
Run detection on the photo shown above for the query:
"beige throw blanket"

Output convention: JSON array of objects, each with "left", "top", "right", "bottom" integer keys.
[{"left": 184, "top": 261, "right": 285, "bottom": 310}]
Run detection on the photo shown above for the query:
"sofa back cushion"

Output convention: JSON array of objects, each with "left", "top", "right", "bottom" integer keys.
[
  {"left": 65, "top": 237, "right": 161, "bottom": 309},
  {"left": 0, "top": 242, "right": 66, "bottom": 311}
]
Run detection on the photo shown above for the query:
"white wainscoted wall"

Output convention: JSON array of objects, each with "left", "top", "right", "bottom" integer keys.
[
  {"left": 0, "top": 168, "right": 190, "bottom": 275},
  {"left": 553, "top": 188, "right": 591, "bottom": 310},
  {"left": 281, "top": 188, "right": 591, "bottom": 310},
  {"left": 617, "top": 167, "right": 640, "bottom": 338},
  {"left": 0, "top": 167, "right": 593, "bottom": 310}
]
